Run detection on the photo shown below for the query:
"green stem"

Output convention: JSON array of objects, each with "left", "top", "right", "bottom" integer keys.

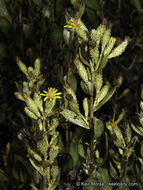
[
  {"left": 89, "top": 80, "right": 94, "bottom": 175},
  {"left": 43, "top": 117, "right": 49, "bottom": 151}
]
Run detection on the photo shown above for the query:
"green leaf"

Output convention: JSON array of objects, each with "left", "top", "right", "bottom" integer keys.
[
  {"left": 30, "top": 185, "right": 39, "bottom": 190},
  {"left": 131, "top": 124, "right": 143, "bottom": 136},
  {"left": 29, "top": 158, "right": 44, "bottom": 176},
  {"left": 94, "top": 87, "right": 116, "bottom": 112},
  {"left": 109, "top": 162, "right": 118, "bottom": 180},
  {"left": 124, "top": 124, "right": 132, "bottom": 144},
  {"left": 0, "top": 17, "right": 11, "bottom": 37},
  {"left": 69, "top": 100, "right": 80, "bottom": 114},
  {"left": 81, "top": 80, "right": 90, "bottom": 95},
  {"left": 33, "top": 0, "right": 42, "bottom": 7},
  {"left": 63, "top": 28, "right": 71, "bottom": 46},
  {"left": 78, "top": 2, "right": 85, "bottom": 17},
  {"left": 84, "top": 0, "right": 100, "bottom": 11},
  {"left": 0, "top": 43, "right": 7, "bottom": 58},
  {"left": 108, "top": 40, "right": 128, "bottom": 59},
  {"left": 93, "top": 118, "right": 104, "bottom": 139},
  {"left": 69, "top": 74, "right": 77, "bottom": 92},
  {"left": 50, "top": 27, "right": 62, "bottom": 46},
  {"left": 0, "top": 168, "right": 8, "bottom": 182},
  {"left": 0, "top": 0, "right": 9, "bottom": 19},
  {"left": 49, "top": 171, "right": 60, "bottom": 190},
  {"left": 98, "top": 55, "right": 108, "bottom": 72},
  {"left": 131, "top": 0, "right": 143, "bottom": 13},
  {"left": 69, "top": 142, "right": 80, "bottom": 167},
  {"left": 37, "top": 78, "right": 45, "bottom": 86},
  {"left": 98, "top": 168, "right": 111, "bottom": 184},
  {"left": 141, "top": 143, "right": 143, "bottom": 158},
  {"left": 58, "top": 134, "right": 65, "bottom": 153},
  {"left": 56, "top": 0, "right": 64, "bottom": 17},
  {"left": 78, "top": 142, "right": 85, "bottom": 158},
  {"left": 14, "top": 92, "right": 25, "bottom": 101},
  {"left": 85, "top": 8, "right": 99, "bottom": 27},
  {"left": 83, "top": 97, "right": 89, "bottom": 118},
  {"left": 61, "top": 109, "right": 89, "bottom": 129},
  {"left": 23, "top": 23, "right": 35, "bottom": 42},
  {"left": 101, "top": 132, "right": 109, "bottom": 166},
  {"left": 82, "top": 177, "right": 98, "bottom": 190},
  {"left": 83, "top": 168, "right": 111, "bottom": 190},
  {"left": 45, "top": 100, "right": 56, "bottom": 116}
]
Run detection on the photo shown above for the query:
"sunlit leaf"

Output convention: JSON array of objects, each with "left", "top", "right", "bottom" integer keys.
[
  {"left": 61, "top": 109, "right": 89, "bottom": 129},
  {"left": 94, "top": 87, "right": 116, "bottom": 111}
]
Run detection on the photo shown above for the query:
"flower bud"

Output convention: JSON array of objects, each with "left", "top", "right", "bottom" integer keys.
[{"left": 104, "top": 37, "right": 116, "bottom": 56}]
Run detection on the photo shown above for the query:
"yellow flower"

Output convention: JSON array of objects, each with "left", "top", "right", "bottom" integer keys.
[
  {"left": 106, "top": 124, "right": 113, "bottom": 131},
  {"left": 40, "top": 88, "right": 62, "bottom": 101},
  {"left": 109, "top": 37, "right": 116, "bottom": 44},
  {"left": 64, "top": 17, "right": 80, "bottom": 30},
  {"left": 106, "top": 121, "right": 116, "bottom": 131}
]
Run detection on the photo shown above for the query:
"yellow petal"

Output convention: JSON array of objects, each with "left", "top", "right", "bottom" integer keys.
[
  {"left": 40, "top": 93, "right": 46, "bottom": 96},
  {"left": 56, "top": 96, "right": 62, "bottom": 99},
  {"left": 56, "top": 92, "right": 62, "bottom": 95},
  {"left": 44, "top": 97, "right": 48, "bottom": 101}
]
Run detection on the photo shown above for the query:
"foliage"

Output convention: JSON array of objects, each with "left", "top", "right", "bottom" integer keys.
[{"left": 0, "top": 0, "right": 143, "bottom": 189}]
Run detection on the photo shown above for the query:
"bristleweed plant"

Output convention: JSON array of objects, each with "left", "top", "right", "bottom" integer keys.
[
  {"left": 15, "top": 58, "right": 61, "bottom": 190},
  {"left": 15, "top": 17, "right": 128, "bottom": 188},
  {"left": 63, "top": 17, "right": 128, "bottom": 176}
]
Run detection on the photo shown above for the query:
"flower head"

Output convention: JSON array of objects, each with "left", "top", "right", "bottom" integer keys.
[
  {"left": 64, "top": 17, "right": 80, "bottom": 30},
  {"left": 40, "top": 88, "right": 62, "bottom": 101}
]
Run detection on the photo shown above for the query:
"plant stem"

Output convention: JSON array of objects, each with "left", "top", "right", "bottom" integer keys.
[
  {"left": 19, "top": 5, "right": 23, "bottom": 52},
  {"left": 120, "top": 156, "right": 128, "bottom": 179},
  {"left": 66, "top": 123, "right": 69, "bottom": 152},
  {"left": 42, "top": 176, "right": 47, "bottom": 190},
  {"left": 89, "top": 80, "right": 94, "bottom": 175}
]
